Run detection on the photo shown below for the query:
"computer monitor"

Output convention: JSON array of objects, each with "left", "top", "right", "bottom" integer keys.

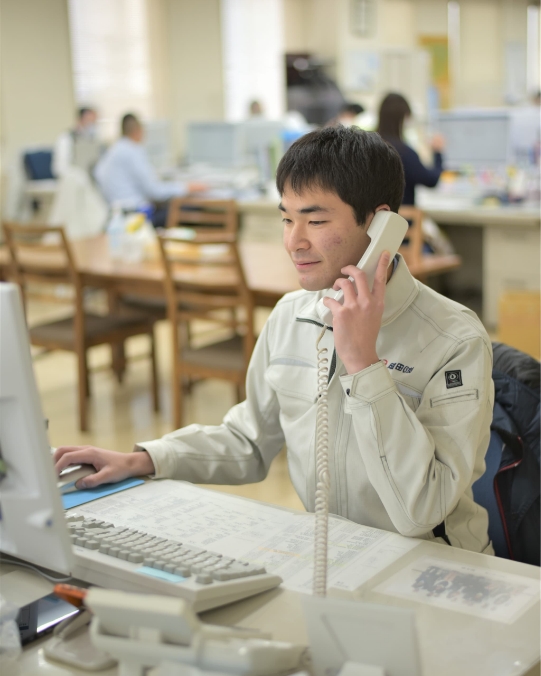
[
  {"left": 187, "top": 122, "right": 244, "bottom": 166},
  {"left": 0, "top": 282, "right": 73, "bottom": 575},
  {"left": 435, "top": 109, "right": 511, "bottom": 169},
  {"left": 144, "top": 119, "right": 174, "bottom": 172}
]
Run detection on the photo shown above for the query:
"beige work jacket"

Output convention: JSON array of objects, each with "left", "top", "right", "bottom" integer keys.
[{"left": 140, "top": 255, "right": 494, "bottom": 554}]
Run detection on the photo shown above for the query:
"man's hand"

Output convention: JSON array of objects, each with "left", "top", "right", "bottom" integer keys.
[
  {"left": 187, "top": 181, "right": 208, "bottom": 194},
  {"left": 322, "top": 251, "right": 390, "bottom": 375},
  {"left": 54, "top": 446, "right": 155, "bottom": 489}
]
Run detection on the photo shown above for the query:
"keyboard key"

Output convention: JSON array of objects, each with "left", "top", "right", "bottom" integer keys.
[
  {"left": 195, "top": 574, "right": 213, "bottom": 585},
  {"left": 174, "top": 566, "right": 191, "bottom": 577},
  {"left": 128, "top": 552, "right": 144, "bottom": 563},
  {"left": 84, "top": 540, "right": 100, "bottom": 550}
]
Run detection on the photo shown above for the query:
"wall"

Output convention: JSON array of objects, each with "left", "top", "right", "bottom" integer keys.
[
  {"left": 222, "top": 0, "right": 285, "bottom": 122},
  {"left": 164, "top": 0, "right": 225, "bottom": 160},
  {"left": 0, "top": 0, "right": 75, "bottom": 216},
  {"left": 283, "top": 0, "right": 534, "bottom": 111}
]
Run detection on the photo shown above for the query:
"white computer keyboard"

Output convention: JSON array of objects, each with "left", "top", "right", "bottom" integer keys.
[{"left": 68, "top": 515, "right": 282, "bottom": 613}]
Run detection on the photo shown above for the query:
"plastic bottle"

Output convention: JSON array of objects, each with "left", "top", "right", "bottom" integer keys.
[{"left": 107, "top": 206, "right": 125, "bottom": 260}]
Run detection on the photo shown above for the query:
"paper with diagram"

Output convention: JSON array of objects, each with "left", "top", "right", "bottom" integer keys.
[
  {"left": 374, "top": 556, "right": 540, "bottom": 623},
  {"left": 73, "top": 479, "right": 419, "bottom": 593}
]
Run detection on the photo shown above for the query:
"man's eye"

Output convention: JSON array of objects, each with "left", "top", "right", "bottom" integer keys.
[
  {"left": 310, "top": 220, "right": 327, "bottom": 225},
  {"left": 282, "top": 218, "right": 292, "bottom": 224}
]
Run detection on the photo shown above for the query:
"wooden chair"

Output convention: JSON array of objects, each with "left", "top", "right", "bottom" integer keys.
[
  {"left": 398, "top": 206, "right": 461, "bottom": 283},
  {"left": 166, "top": 198, "right": 238, "bottom": 235},
  {"left": 3, "top": 222, "right": 159, "bottom": 431},
  {"left": 118, "top": 199, "right": 239, "bottom": 320},
  {"left": 157, "top": 232, "right": 254, "bottom": 428}
]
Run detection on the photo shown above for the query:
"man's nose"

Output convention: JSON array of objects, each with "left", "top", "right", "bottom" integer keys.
[{"left": 285, "top": 223, "right": 309, "bottom": 251}]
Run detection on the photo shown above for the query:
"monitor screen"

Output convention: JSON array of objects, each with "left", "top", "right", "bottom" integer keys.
[
  {"left": 0, "top": 283, "right": 73, "bottom": 575},
  {"left": 436, "top": 110, "right": 510, "bottom": 169}
]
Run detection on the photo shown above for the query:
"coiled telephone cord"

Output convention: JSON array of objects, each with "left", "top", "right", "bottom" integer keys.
[{"left": 313, "top": 324, "right": 330, "bottom": 597}]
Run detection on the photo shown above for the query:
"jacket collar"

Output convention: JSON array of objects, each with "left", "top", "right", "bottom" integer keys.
[{"left": 296, "top": 254, "right": 419, "bottom": 327}]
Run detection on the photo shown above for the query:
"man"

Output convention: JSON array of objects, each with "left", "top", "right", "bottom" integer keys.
[
  {"left": 53, "top": 107, "right": 102, "bottom": 178},
  {"left": 94, "top": 113, "right": 205, "bottom": 228},
  {"left": 55, "top": 127, "right": 494, "bottom": 554},
  {"left": 325, "top": 102, "right": 365, "bottom": 128}
]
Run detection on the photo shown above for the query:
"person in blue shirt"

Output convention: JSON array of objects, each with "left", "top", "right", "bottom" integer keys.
[
  {"left": 94, "top": 113, "right": 205, "bottom": 227},
  {"left": 376, "top": 93, "right": 445, "bottom": 206}
]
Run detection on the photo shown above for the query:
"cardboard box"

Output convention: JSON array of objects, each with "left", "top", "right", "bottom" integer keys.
[{"left": 498, "top": 291, "right": 540, "bottom": 360}]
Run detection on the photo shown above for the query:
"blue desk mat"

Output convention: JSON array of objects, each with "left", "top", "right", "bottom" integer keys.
[{"left": 62, "top": 478, "right": 144, "bottom": 509}]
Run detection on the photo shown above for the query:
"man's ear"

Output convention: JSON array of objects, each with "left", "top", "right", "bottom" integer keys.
[{"left": 363, "top": 204, "right": 391, "bottom": 229}]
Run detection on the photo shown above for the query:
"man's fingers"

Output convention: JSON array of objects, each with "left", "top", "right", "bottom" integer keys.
[
  {"left": 54, "top": 446, "right": 88, "bottom": 463},
  {"left": 333, "top": 277, "right": 357, "bottom": 304},
  {"left": 76, "top": 470, "right": 108, "bottom": 490},
  {"left": 372, "top": 251, "right": 391, "bottom": 299},
  {"left": 342, "top": 266, "right": 370, "bottom": 298},
  {"left": 55, "top": 449, "right": 97, "bottom": 475}
]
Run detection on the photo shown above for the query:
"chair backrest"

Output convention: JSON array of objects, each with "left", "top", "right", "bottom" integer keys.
[
  {"left": 157, "top": 233, "right": 254, "bottom": 359},
  {"left": 165, "top": 198, "right": 238, "bottom": 235},
  {"left": 398, "top": 206, "right": 423, "bottom": 268},
  {"left": 23, "top": 150, "right": 54, "bottom": 181},
  {"left": 3, "top": 222, "right": 83, "bottom": 323}
]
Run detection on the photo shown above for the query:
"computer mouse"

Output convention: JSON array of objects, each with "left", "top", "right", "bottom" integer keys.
[{"left": 57, "top": 464, "right": 97, "bottom": 490}]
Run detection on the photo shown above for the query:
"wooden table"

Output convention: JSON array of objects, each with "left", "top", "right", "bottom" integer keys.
[{"left": 0, "top": 234, "right": 301, "bottom": 308}]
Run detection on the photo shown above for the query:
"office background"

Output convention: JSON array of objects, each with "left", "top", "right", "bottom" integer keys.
[{"left": 0, "top": 0, "right": 539, "bottom": 508}]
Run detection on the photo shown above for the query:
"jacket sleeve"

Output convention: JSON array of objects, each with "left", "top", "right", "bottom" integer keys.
[
  {"left": 339, "top": 336, "right": 494, "bottom": 538},
  {"left": 137, "top": 318, "right": 285, "bottom": 484}
]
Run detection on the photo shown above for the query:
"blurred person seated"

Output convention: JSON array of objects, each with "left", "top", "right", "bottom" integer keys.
[
  {"left": 326, "top": 102, "right": 365, "bottom": 128},
  {"left": 48, "top": 166, "right": 107, "bottom": 240},
  {"left": 94, "top": 113, "right": 206, "bottom": 229},
  {"left": 50, "top": 106, "right": 107, "bottom": 239},
  {"left": 53, "top": 107, "right": 102, "bottom": 179},
  {"left": 377, "top": 92, "right": 444, "bottom": 206},
  {"left": 248, "top": 99, "right": 264, "bottom": 118}
]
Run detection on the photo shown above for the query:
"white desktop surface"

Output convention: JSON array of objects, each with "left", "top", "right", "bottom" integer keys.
[{"left": 4, "top": 527, "right": 540, "bottom": 676}]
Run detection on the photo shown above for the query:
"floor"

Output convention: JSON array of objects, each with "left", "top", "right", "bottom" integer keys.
[{"left": 29, "top": 295, "right": 305, "bottom": 512}]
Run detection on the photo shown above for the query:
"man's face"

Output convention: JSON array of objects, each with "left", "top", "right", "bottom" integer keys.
[
  {"left": 133, "top": 124, "right": 145, "bottom": 143},
  {"left": 280, "top": 184, "right": 372, "bottom": 291},
  {"left": 80, "top": 110, "right": 97, "bottom": 129}
]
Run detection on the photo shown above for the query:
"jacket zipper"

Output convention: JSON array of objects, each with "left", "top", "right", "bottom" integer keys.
[
  {"left": 493, "top": 439, "right": 523, "bottom": 561},
  {"left": 295, "top": 317, "right": 335, "bottom": 382},
  {"left": 295, "top": 317, "right": 332, "bottom": 330}
]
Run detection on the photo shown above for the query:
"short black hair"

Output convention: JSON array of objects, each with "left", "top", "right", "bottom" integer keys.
[
  {"left": 276, "top": 126, "right": 405, "bottom": 224},
  {"left": 341, "top": 102, "right": 364, "bottom": 116},
  {"left": 121, "top": 113, "right": 141, "bottom": 136}
]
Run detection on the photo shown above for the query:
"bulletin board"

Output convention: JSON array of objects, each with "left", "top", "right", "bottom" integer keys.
[{"left": 418, "top": 35, "right": 450, "bottom": 109}]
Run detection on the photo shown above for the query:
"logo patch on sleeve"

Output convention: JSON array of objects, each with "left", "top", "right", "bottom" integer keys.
[{"left": 445, "top": 370, "right": 463, "bottom": 388}]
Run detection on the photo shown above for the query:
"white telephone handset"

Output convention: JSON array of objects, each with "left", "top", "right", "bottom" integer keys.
[{"left": 316, "top": 211, "right": 409, "bottom": 327}]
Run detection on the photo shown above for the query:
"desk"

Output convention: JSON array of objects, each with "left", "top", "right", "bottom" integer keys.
[
  {"left": 238, "top": 197, "right": 541, "bottom": 327},
  {"left": 416, "top": 191, "right": 541, "bottom": 328},
  {"left": 5, "top": 530, "right": 540, "bottom": 676},
  {"left": 0, "top": 235, "right": 301, "bottom": 309}
]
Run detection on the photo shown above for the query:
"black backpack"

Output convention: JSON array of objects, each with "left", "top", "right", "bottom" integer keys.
[{"left": 472, "top": 343, "right": 540, "bottom": 566}]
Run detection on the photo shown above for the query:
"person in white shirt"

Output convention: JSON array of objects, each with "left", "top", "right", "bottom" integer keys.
[
  {"left": 53, "top": 107, "right": 102, "bottom": 179},
  {"left": 94, "top": 113, "right": 205, "bottom": 228}
]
